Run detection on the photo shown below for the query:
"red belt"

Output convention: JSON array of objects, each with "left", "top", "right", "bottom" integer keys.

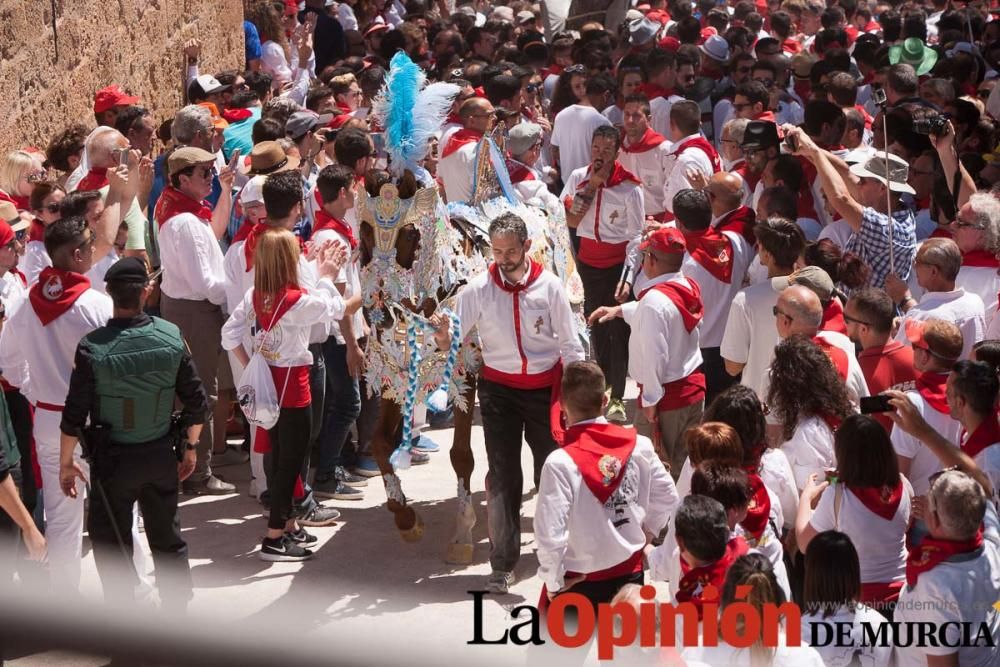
[{"left": 34, "top": 401, "right": 64, "bottom": 412}]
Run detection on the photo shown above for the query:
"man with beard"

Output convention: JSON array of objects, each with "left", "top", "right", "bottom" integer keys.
[{"left": 618, "top": 95, "right": 671, "bottom": 220}]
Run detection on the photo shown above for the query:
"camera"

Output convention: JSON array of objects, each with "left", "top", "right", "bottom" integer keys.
[
  {"left": 872, "top": 87, "right": 887, "bottom": 106},
  {"left": 913, "top": 114, "right": 950, "bottom": 137}
]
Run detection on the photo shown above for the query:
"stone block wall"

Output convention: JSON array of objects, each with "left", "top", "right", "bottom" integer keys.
[{"left": 0, "top": 0, "right": 244, "bottom": 155}]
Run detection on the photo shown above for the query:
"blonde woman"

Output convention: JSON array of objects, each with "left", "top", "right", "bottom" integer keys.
[
  {"left": 222, "top": 228, "right": 354, "bottom": 561},
  {"left": 0, "top": 150, "right": 46, "bottom": 211}
]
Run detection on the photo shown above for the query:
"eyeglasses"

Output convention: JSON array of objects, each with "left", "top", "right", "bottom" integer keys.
[
  {"left": 564, "top": 64, "right": 586, "bottom": 75},
  {"left": 772, "top": 305, "right": 793, "bottom": 321},
  {"left": 951, "top": 218, "right": 984, "bottom": 229},
  {"left": 525, "top": 83, "right": 539, "bottom": 93},
  {"left": 26, "top": 171, "right": 47, "bottom": 184},
  {"left": 843, "top": 313, "right": 872, "bottom": 326}
]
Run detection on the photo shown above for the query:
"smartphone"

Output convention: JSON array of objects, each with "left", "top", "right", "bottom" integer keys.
[
  {"left": 228, "top": 149, "right": 241, "bottom": 172},
  {"left": 784, "top": 133, "right": 798, "bottom": 153},
  {"left": 860, "top": 395, "right": 894, "bottom": 414},
  {"left": 118, "top": 149, "right": 129, "bottom": 168}
]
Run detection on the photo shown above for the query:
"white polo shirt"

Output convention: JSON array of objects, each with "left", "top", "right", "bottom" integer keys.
[
  {"left": 720, "top": 279, "right": 783, "bottom": 400},
  {"left": 896, "top": 288, "right": 986, "bottom": 360}
]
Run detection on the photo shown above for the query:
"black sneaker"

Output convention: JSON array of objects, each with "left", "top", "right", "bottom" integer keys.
[
  {"left": 328, "top": 482, "right": 364, "bottom": 501},
  {"left": 259, "top": 535, "right": 314, "bottom": 562},
  {"left": 335, "top": 466, "right": 368, "bottom": 488},
  {"left": 285, "top": 527, "right": 318, "bottom": 547}
]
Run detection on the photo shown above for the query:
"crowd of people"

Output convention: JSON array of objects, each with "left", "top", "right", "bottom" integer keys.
[{"left": 1, "top": 0, "right": 1000, "bottom": 663}]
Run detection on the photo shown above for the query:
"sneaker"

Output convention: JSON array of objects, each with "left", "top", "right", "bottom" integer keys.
[
  {"left": 335, "top": 466, "right": 368, "bottom": 488},
  {"left": 259, "top": 534, "right": 314, "bottom": 562},
  {"left": 182, "top": 475, "right": 236, "bottom": 496},
  {"left": 285, "top": 527, "right": 318, "bottom": 547},
  {"left": 351, "top": 457, "right": 381, "bottom": 478},
  {"left": 313, "top": 480, "right": 364, "bottom": 501},
  {"left": 606, "top": 398, "right": 627, "bottom": 423},
  {"left": 296, "top": 505, "right": 341, "bottom": 527},
  {"left": 410, "top": 450, "right": 430, "bottom": 465},
  {"left": 211, "top": 446, "right": 250, "bottom": 468},
  {"left": 411, "top": 434, "right": 440, "bottom": 453},
  {"left": 485, "top": 570, "right": 515, "bottom": 594}
]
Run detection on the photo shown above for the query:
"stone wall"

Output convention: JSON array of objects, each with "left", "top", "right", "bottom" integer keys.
[{"left": 0, "top": 0, "right": 244, "bottom": 155}]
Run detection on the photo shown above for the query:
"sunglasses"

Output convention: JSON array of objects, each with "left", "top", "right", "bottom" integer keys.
[
  {"left": 772, "top": 305, "right": 793, "bottom": 320},
  {"left": 754, "top": 78, "right": 776, "bottom": 89},
  {"left": 842, "top": 313, "right": 872, "bottom": 326},
  {"left": 43, "top": 203, "right": 61, "bottom": 214},
  {"left": 564, "top": 64, "right": 586, "bottom": 75},
  {"left": 525, "top": 83, "right": 539, "bottom": 93}
]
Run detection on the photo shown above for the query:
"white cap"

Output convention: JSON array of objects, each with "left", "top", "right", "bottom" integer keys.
[{"left": 240, "top": 175, "right": 267, "bottom": 205}]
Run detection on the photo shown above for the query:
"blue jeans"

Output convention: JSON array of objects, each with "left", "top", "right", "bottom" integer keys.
[{"left": 315, "top": 337, "right": 362, "bottom": 482}]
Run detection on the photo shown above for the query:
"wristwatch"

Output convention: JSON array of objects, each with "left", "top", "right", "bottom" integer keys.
[{"left": 184, "top": 442, "right": 197, "bottom": 451}]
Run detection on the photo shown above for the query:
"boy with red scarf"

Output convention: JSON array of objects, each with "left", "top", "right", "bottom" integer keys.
[
  {"left": 617, "top": 95, "right": 672, "bottom": 220},
  {"left": 894, "top": 469, "right": 1000, "bottom": 667},
  {"left": 436, "top": 212, "right": 584, "bottom": 594},
  {"left": 535, "top": 360, "right": 677, "bottom": 611},
  {"left": 590, "top": 227, "right": 704, "bottom": 477},
  {"left": 0, "top": 217, "right": 114, "bottom": 590}
]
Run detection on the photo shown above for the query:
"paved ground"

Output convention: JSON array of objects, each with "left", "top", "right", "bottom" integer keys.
[{"left": 7, "top": 386, "right": 643, "bottom": 666}]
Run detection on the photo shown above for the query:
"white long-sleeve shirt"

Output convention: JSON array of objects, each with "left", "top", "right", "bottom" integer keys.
[
  {"left": 455, "top": 263, "right": 583, "bottom": 386},
  {"left": 0, "top": 286, "right": 112, "bottom": 406},
  {"left": 560, "top": 164, "right": 644, "bottom": 269},
  {"left": 22, "top": 241, "right": 51, "bottom": 285},
  {"left": 437, "top": 141, "right": 477, "bottom": 205},
  {"left": 681, "top": 230, "right": 753, "bottom": 348},
  {"left": 621, "top": 272, "right": 703, "bottom": 407},
  {"left": 663, "top": 134, "right": 716, "bottom": 217},
  {"left": 535, "top": 418, "right": 678, "bottom": 592},
  {"left": 159, "top": 212, "right": 227, "bottom": 306},
  {"left": 617, "top": 135, "right": 672, "bottom": 217}
]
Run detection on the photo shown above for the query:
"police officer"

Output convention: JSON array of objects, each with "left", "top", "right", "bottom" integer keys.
[{"left": 58, "top": 257, "right": 208, "bottom": 609}]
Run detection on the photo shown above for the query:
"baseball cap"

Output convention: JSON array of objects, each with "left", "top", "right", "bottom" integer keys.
[
  {"left": 640, "top": 227, "right": 687, "bottom": 254},
  {"left": 94, "top": 85, "right": 141, "bottom": 114},
  {"left": 507, "top": 122, "right": 543, "bottom": 156},
  {"left": 491, "top": 6, "right": 514, "bottom": 22},
  {"left": 240, "top": 175, "right": 267, "bottom": 205},
  {"left": 167, "top": 146, "right": 217, "bottom": 174},
  {"left": 189, "top": 74, "right": 231, "bottom": 99},
  {"left": 516, "top": 10, "right": 535, "bottom": 24},
  {"left": 286, "top": 110, "right": 334, "bottom": 140},
  {"left": 771, "top": 266, "right": 834, "bottom": 302},
  {"left": 104, "top": 256, "right": 150, "bottom": 284}
]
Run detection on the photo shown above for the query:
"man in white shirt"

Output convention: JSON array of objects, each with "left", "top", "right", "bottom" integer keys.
[
  {"left": 617, "top": 95, "right": 671, "bottom": 220},
  {"left": 891, "top": 319, "right": 963, "bottom": 497},
  {"left": 951, "top": 193, "right": 1000, "bottom": 329},
  {"left": 0, "top": 217, "right": 114, "bottom": 590},
  {"left": 721, "top": 216, "right": 806, "bottom": 400},
  {"left": 894, "top": 470, "right": 1000, "bottom": 667},
  {"left": 437, "top": 97, "right": 494, "bottom": 205},
  {"left": 535, "top": 360, "right": 678, "bottom": 609},
  {"left": 948, "top": 361, "right": 1000, "bottom": 509},
  {"left": 590, "top": 227, "right": 704, "bottom": 477},
  {"left": 662, "top": 101, "right": 721, "bottom": 222},
  {"left": 889, "top": 238, "right": 986, "bottom": 360},
  {"left": 645, "top": 49, "right": 685, "bottom": 139},
  {"left": 157, "top": 146, "right": 237, "bottom": 495},
  {"left": 562, "top": 125, "right": 645, "bottom": 423},
  {"left": 435, "top": 212, "right": 584, "bottom": 594},
  {"left": 550, "top": 75, "right": 613, "bottom": 185}
]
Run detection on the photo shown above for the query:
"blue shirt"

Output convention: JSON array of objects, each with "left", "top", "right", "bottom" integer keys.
[
  {"left": 244, "top": 21, "right": 262, "bottom": 65},
  {"left": 222, "top": 106, "right": 261, "bottom": 162}
]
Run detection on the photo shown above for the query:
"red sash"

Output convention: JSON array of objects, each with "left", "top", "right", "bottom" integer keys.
[
  {"left": 742, "top": 472, "right": 771, "bottom": 540},
  {"left": 676, "top": 537, "right": 749, "bottom": 618},
  {"left": 574, "top": 162, "right": 640, "bottom": 269},
  {"left": 714, "top": 206, "right": 756, "bottom": 246},
  {"left": 682, "top": 227, "right": 733, "bottom": 284},
  {"left": 915, "top": 371, "right": 950, "bottom": 414},
  {"left": 812, "top": 335, "right": 849, "bottom": 381},
  {"left": 670, "top": 136, "right": 721, "bottom": 173},
  {"left": 821, "top": 299, "right": 848, "bottom": 334},
  {"left": 621, "top": 127, "right": 666, "bottom": 154},
  {"left": 906, "top": 530, "right": 984, "bottom": 586},
  {"left": 961, "top": 411, "right": 1000, "bottom": 460},
  {"left": 848, "top": 479, "right": 903, "bottom": 521},
  {"left": 29, "top": 219, "right": 46, "bottom": 243},
  {"left": 638, "top": 278, "right": 703, "bottom": 333},
  {"left": 859, "top": 581, "right": 903, "bottom": 606},
  {"left": 253, "top": 285, "right": 304, "bottom": 331},
  {"left": 506, "top": 160, "right": 536, "bottom": 183},
  {"left": 242, "top": 222, "right": 269, "bottom": 272},
  {"left": 29, "top": 268, "right": 91, "bottom": 326},
  {"left": 562, "top": 422, "right": 638, "bottom": 503},
  {"left": 154, "top": 186, "right": 213, "bottom": 228},
  {"left": 440, "top": 128, "right": 483, "bottom": 159},
  {"left": 75, "top": 168, "right": 109, "bottom": 192},
  {"left": 961, "top": 249, "right": 1000, "bottom": 268},
  {"left": 313, "top": 209, "right": 358, "bottom": 249},
  {"left": 537, "top": 549, "right": 643, "bottom": 615}
]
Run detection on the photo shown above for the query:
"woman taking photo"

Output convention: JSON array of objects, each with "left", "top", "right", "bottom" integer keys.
[
  {"left": 796, "top": 414, "right": 911, "bottom": 615},
  {"left": 223, "top": 228, "right": 352, "bottom": 562}
]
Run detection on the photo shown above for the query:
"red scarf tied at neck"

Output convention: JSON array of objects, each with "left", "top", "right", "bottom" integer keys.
[
  {"left": 638, "top": 278, "right": 703, "bottom": 333},
  {"left": 849, "top": 479, "right": 903, "bottom": 521},
  {"left": 961, "top": 410, "right": 1000, "bottom": 460},
  {"left": 75, "top": 168, "right": 109, "bottom": 192},
  {"left": 441, "top": 128, "right": 484, "bottom": 159},
  {"left": 906, "top": 529, "right": 984, "bottom": 587},
  {"left": 242, "top": 222, "right": 270, "bottom": 273},
  {"left": 621, "top": 127, "right": 666, "bottom": 154},
  {"left": 742, "top": 472, "right": 772, "bottom": 540},
  {"left": 253, "top": 285, "right": 304, "bottom": 331},
  {"left": 676, "top": 537, "right": 749, "bottom": 618},
  {"left": 154, "top": 186, "right": 213, "bottom": 228},
  {"left": 313, "top": 208, "right": 358, "bottom": 250},
  {"left": 562, "top": 422, "right": 638, "bottom": 503},
  {"left": 682, "top": 227, "right": 733, "bottom": 284},
  {"left": 29, "top": 268, "right": 91, "bottom": 326},
  {"left": 915, "top": 371, "right": 950, "bottom": 414},
  {"left": 961, "top": 248, "right": 1000, "bottom": 269}
]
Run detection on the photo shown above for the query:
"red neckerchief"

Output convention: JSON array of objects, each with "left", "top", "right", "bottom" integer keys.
[
  {"left": 962, "top": 249, "right": 1000, "bottom": 268},
  {"left": 812, "top": 335, "right": 849, "bottom": 381},
  {"left": 313, "top": 208, "right": 358, "bottom": 249},
  {"left": 506, "top": 159, "right": 536, "bottom": 183},
  {"left": 242, "top": 222, "right": 270, "bottom": 272},
  {"left": 848, "top": 480, "right": 903, "bottom": 521},
  {"left": 714, "top": 206, "right": 756, "bottom": 245},
  {"left": 637, "top": 83, "right": 676, "bottom": 101},
  {"left": 541, "top": 64, "right": 563, "bottom": 80},
  {"left": 10, "top": 268, "right": 26, "bottom": 287},
  {"left": 753, "top": 110, "right": 777, "bottom": 124},
  {"left": 29, "top": 267, "right": 91, "bottom": 326},
  {"left": 732, "top": 161, "right": 760, "bottom": 193},
  {"left": 782, "top": 38, "right": 802, "bottom": 54},
  {"left": 906, "top": 529, "right": 984, "bottom": 586},
  {"left": 818, "top": 142, "right": 847, "bottom": 153},
  {"left": 647, "top": 8, "right": 670, "bottom": 24},
  {"left": 676, "top": 537, "right": 749, "bottom": 617},
  {"left": 863, "top": 20, "right": 880, "bottom": 33},
  {"left": 622, "top": 127, "right": 666, "bottom": 154},
  {"left": 961, "top": 411, "right": 1000, "bottom": 460},
  {"left": 0, "top": 190, "right": 29, "bottom": 211},
  {"left": 579, "top": 161, "right": 640, "bottom": 189},
  {"left": 154, "top": 186, "right": 213, "bottom": 227},
  {"left": 222, "top": 108, "right": 253, "bottom": 123},
  {"left": 854, "top": 105, "right": 874, "bottom": 130},
  {"left": 742, "top": 472, "right": 771, "bottom": 540},
  {"left": 821, "top": 299, "right": 848, "bottom": 334},
  {"left": 521, "top": 105, "right": 536, "bottom": 122},
  {"left": 793, "top": 79, "right": 812, "bottom": 103},
  {"left": 819, "top": 412, "right": 843, "bottom": 434},
  {"left": 253, "top": 285, "right": 304, "bottom": 331},
  {"left": 488, "top": 259, "right": 543, "bottom": 293},
  {"left": 638, "top": 277, "right": 703, "bottom": 332},
  {"left": 232, "top": 218, "right": 255, "bottom": 244},
  {"left": 562, "top": 422, "right": 638, "bottom": 503},
  {"left": 335, "top": 101, "right": 354, "bottom": 115},
  {"left": 29, "top": 219, "right": 45, "bottom": 243},
  {"left": 441, "top": 128, "right": 484, "bottom": 159},
  {"left": 76, "top": 168, "right": 109, "bottom": 192},
  {"left": 670, "top": 136, "right": 722, "bottom": 173},
  {"left": 916, "top": 371, "right": 950, "bottom": 414},
  {"left": 682, "top": 227, "right": 733, "bottom": 283}
]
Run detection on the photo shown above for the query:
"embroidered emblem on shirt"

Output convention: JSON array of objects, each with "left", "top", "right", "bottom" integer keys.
[
  {"left": 534, "top": 316, "right": 544, "bottom": 333},
  {"left": 43, "top": 274, "right": 63, "bottom": 300},
  {"left": 609, "top": 210, "right": 620, "bottom": 226},
  {"left": 598, "top": 454, "right": 622, "bottom": 486}
]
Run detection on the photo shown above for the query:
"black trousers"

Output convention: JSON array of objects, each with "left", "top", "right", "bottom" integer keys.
[
  {"left": 576, "top": 260, "right": 630, "bottom": 400},
  {"left": 701, "top": 347, "right": 737, "bottom": 408},
  {"left": 479, "top": 379, "right": 558, "bottom": 572},
  {"left": 266, "top": 406, "right": 311, "bottom": 531},
  {"left": 88, "top": 443, "right": 190, "bottom": 608},
  {"left": 4, "top": 390, "right": 35, "bottom": 513}
]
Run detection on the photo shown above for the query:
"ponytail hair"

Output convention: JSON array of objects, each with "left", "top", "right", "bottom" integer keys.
[
  {"left": 720, "top": 553, "right": 782, "bottom": 667},
  {"left": 804, "top": 238, "right": 871, "bottom": 291}
]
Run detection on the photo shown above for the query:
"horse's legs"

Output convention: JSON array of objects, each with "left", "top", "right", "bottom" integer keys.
[
  {"left": 446, "top": 376, "right": 478, "bottom": 564},
  {"left": 371, "top": 398, "right": 424, "bottom": 541}
]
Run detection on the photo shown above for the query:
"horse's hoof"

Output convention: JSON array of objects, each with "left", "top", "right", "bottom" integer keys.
[
  {"left": 399, "top": 512, "right": 425, "bottom": 542},
  {"left": 445, "top": 542, "right": 474, "bottom": 565}
]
